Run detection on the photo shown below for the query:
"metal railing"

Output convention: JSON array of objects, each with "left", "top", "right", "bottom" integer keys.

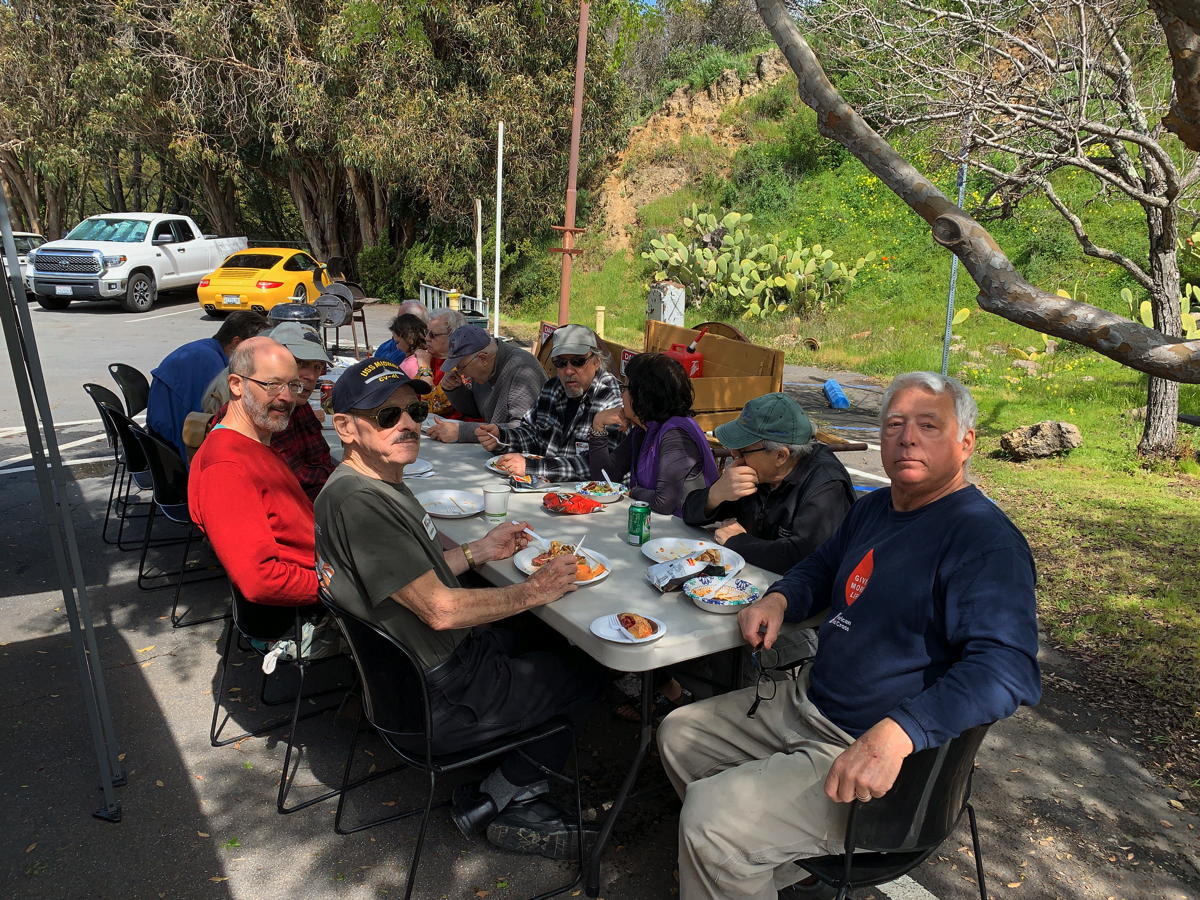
[{"left": 418, "top": 282, "right": 488, "bottom": 317}]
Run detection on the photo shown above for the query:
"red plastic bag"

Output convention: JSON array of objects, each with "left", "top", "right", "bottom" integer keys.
[{"left": 542, "top": 492, "right": 603, "bottom": 515}]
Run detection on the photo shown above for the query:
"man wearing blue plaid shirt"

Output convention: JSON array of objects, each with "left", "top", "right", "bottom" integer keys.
[{"left": 477, "top": 325, "right": 622, "bottom": 482}]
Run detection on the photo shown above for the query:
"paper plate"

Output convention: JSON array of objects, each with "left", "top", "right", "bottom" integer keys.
[
  {"left": 485, "top": 457, "right": 514, "bottom": 476},
  {"left": 589, "top": 614, "right": 667, "bottom": 644},
  {"left": 640, "top": 537, "right": 744, "bottom": 576},
  {"left": 415, "top": 490, "right": 483, "bottom": 519},
  {"left": 513, "top": 545, "right": 612, "bottom": 586},
  {"left": 406, "top": 458, "right": 433, "bottom": 477},
  {"left": 683, "top": 576, "right": 761, "bottom": 614},
  {"left": 574, "top": 481, "right": 625, "bottom": 503}
]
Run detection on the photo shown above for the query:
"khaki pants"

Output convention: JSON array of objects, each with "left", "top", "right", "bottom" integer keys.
[{"left": 657, "top": 667, "right": 855, "bottom": 900}]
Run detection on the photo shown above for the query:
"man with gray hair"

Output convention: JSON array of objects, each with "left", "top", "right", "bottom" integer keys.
[
  {"left": 428, "top": 325, "right": 546, "bottom": 443},
  {"left": 682, "top": 392, "right": 855, "bottom": 574},
  {"left": 660, "top": 372, "right": 1041, "bottom": 899}
]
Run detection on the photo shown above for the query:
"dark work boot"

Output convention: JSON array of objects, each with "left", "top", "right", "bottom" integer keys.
[
  {"left": 450, "top": 782, "right": 499, "bottom": 838},
  {"left": 485, "top": 797, "right": 596, "bottom": 860}
]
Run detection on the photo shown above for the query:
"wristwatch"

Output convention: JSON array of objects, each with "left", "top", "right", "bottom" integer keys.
[{"left": 460, "top": 542, "right": 477, "bottom": 570}]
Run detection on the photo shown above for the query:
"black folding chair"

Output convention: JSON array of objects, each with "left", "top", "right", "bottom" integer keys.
[
  {"left": 322, "top": 597, "right": 584, "bottom": 900},
  {"left": 795, "top": 723, "right": 992, "bottom": 900},
  {"left": 126, "top": 425, "right": 225, "bottom": 622},
  {"left": 94, "top": 403, "right": 165, "bottom": 552},
  {"left": 108, "top": 362, "right": 150, "bottom": 417},
  {"left": 83, "top": 383, "right": 140, "bottom": 546},
  {"left": 210, "top": 584, "right": 348, "bottom": 814}
]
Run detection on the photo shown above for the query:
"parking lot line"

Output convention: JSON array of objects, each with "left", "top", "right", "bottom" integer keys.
[{"left": 126, "top": 307, "right": 197, "bottom": 323}]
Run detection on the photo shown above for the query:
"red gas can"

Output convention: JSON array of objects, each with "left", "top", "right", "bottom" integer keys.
[{"left": 664, "top": 343, "right": 704, "bottom": 378}]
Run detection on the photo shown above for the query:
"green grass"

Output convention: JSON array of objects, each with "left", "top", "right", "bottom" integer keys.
[{"left": 497, "top": 82, "right": 1200, "bottom": 775}]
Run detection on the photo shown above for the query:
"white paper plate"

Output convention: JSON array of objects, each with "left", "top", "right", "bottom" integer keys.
[
  {"left": 415, "top": 490, "right": 483, "bottom": 519},
  {"left": 485, "top": 457, "right": 514, "bottom": 476},
  {"left": 589, "top": 614, "right": 667, "bottom": 644},
  {"left": 574, "top": 481, "right": 625, "bottom": 503},
  {"left": 640, "top": 537, "right": 744, "bottom": 576},
  {"left": 406, "top": 458, "right": 433, "bottom": 476},
  {"left": 513, "top": 545, "right": 612, "bottom": 586},
  {"left": 683, "top": 576, "right": 761, "bottom": 614}
]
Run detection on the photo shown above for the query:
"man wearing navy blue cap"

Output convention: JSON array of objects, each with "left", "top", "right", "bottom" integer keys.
[
  {"left": 428, "top": 326, "right": 546, "bottom": 443},
  {"left": 314, "top": 358, "right": 606, "bottom": 860}
]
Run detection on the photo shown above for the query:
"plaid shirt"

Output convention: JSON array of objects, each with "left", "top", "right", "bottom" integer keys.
[
  {"left": 497, "top": 371, "right": 622, "bottom": 482},
  {"left": 271, "top": 402, "right": 335, "bottom": 501}
]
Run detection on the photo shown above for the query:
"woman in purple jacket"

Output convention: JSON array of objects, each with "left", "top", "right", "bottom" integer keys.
[
  {"left": 588, "top": 352, "right": 720, "bottom": 722},
  {"left": 587, "top": 352, "right": 719, "bottom": 516}
]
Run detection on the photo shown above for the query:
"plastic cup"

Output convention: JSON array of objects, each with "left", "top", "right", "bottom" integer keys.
[{"left": 482, "top": 484, "right": 511, "bottom": 521}]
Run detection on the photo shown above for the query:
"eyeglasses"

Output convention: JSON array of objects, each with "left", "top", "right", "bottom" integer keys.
[
  {"left": 428, "top": 329, "right": 451, "bottom": 338},
  {"left": 356, "top": 401, "right": 429, "bottom": 429},
  {"left": 746, "top": 647, "right": 780, "bottom": 719},
  {"left": 730, "top": 446, "right": 769, "bottom": 462},
  {"left": 241, "top": 376, "right": 305, "bottom": 397},
  {"left": 552, "top": 353, "right": 593, "bottom": 369}
]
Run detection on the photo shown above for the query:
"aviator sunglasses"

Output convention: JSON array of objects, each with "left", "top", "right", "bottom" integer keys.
[{"left": 357, "top": 401, "right": 430, "bottom": 429}]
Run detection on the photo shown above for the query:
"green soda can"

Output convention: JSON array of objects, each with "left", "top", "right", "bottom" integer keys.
[{"left": 626, "top": 500, "right": 651, "bottom": 546}]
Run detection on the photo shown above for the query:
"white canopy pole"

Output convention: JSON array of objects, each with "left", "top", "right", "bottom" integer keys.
[
  {"left": 493, "top": 121, "right": 505, "bottom": 338},
  {"left": 474, "top": 198, "right": 483, "bottom": 306}
]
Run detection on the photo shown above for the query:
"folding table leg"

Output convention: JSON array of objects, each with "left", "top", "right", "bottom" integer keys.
[{"left": 585, "top": 671, "right": 653, "bottom": 897}]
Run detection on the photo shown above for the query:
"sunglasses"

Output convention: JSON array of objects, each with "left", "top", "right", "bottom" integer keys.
[
  {"left": 746, "top": 647, "right": 781, "bottom": 719},
  {"left": 357, "top": 401, "right": 429, "bottom": 430},
  {"left": 552, "top": 353, "right": 593, "bottom": 369}
]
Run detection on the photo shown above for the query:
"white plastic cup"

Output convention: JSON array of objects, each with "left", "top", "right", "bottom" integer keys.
[{"left": 482, "top": 484, "right": 511, "bottom": 521}]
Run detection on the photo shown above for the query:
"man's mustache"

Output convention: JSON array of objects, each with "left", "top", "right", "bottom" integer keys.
[{"left": 394, "top": 430, "right": 420, "bottom": 442}]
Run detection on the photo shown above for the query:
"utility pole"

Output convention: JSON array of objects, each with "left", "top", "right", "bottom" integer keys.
[{"left": 550, "top": 1, "right": 590, "bottom": 325}]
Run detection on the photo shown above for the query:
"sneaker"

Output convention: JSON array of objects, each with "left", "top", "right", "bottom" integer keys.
[{"left": 485, "top": 797, "right": 595, "bottom": 861}]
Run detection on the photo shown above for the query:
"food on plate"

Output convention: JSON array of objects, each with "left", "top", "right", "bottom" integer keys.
[
  {"left": 542, "top": 492, "right": 603, "bottom": 514},
  {"left": 579, "top": 481, "right": 618, "bottom": 494},
  {"left": 692, "top": 584, "right": 751, "bottom": 603},
  {"left": 530, "top": 541, "right": 607, "bottom": 581},
  {"left": 689, "top": 548, "right": 723, "bottom": 566},
  {"left": 646, "top": 558, "right": 726, "bottom": 593},
  {"left": 617, "top": 612, "right": 658, "bottom": 639}
]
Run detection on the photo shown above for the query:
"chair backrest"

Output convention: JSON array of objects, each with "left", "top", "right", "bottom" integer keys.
[
  {"left": 104, "top": 406, "right": 152, "bottom": 475},
  {"left": 108, "top": 363, "right": 150, "bottom": 417},
  {"left": 319, "top": 594, "right": 430, "bottom": 745},
  {"left": 127, "top": 425, "right": 190, "bottom": 508},
  {"left": 230, "top": 581, "right": 299, "bottom": 643},
  {"left": 851, "top": 723, "right": 991, "bottom": 853},
  {"left": 83, "top": 383, "right": 125, "bottom": 451}
]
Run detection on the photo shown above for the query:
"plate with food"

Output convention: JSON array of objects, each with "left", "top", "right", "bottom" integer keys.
[
  {"left": 682, "top": 576, "right": 761, "bottom": 614},
  {"left": 513, "top": 540, "right": 612, "bottom": 585},
  {"left": 574, "top": 480, "right": 625, "bottom": 503},
  {"left": 589, "top": 612, "right": 667, "bottom": 644},
  {"left": 414, "top": 489, "right": 483, "bottom": 519},
  {"left": 640, "top": 538, "right": 744, "bottom": 576},
  {"left": 485, "top": 456, "right": 516, "bottom": 476}
]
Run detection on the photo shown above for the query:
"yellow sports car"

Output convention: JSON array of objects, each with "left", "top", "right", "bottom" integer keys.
[{"left": 197, "top": 247, "right": 330, "bottom": 316}]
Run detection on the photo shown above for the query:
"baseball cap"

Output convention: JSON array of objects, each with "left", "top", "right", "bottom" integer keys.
[
  {"left": 551, "top": 324, "right": 599, "bottom": 358},
  {"left": 440, "top": 325, "right": 491, "bottom": 375},
  {"left": 268, "top": 322, "right": 333, "bottom": 365},
  {"left": 332, "top": 358, "right": 431, "bottom": 414},
  {"left": 715, "top": 392, "right": 814, "bottom": 449}
]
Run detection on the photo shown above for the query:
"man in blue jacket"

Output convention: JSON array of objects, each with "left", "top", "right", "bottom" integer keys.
[
  {"left": 657, "top": 371, "right": 1041, "bottom": 900},
  {"left": 146, "top": 311, "right": 267, "bottom": 458}
]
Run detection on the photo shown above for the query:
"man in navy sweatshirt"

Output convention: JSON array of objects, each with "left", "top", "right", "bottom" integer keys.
[{"left": 657, "top": 371, "right": 1041, "bottom": 900}]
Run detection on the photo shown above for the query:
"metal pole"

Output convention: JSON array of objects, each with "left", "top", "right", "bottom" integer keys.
[
  {"left": 493, "top": 122, "right": 505, "bottom": 338},
  {"left": 940, "top": 133, "right": 970, "bottom": 376},
  {"left": 474, "top": 198, "right": 483, "bottom": 307},
  {"left": 555, "top": 1, "right": 590, "bottom": 326},
  {"left": 0, "top": 187, "right": 123, "bottom": 821}
]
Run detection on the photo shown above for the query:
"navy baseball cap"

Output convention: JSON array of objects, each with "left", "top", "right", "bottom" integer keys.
[
  {"left": 332, "top": 358, "right": 430, "bottom": 414},
  {"left": 440, "top": 325, "right": 492, "bottom": 375}
]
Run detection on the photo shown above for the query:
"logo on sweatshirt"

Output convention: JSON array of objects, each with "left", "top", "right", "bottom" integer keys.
[{"left": 845, "top": 548, "right": 874, "bottom": 606}]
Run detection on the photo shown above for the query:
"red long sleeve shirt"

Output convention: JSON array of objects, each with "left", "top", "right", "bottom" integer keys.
[{"left": 188, "top": 427, "right": 318, "bottom": 606}]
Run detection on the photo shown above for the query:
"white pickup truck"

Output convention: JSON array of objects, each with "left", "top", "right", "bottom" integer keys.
[{"left": 28, "top": 213, "right": 247, "bottom": 313}]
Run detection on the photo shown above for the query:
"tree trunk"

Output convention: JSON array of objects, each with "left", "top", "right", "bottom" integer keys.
[
  {"left": 287, "top": 160, "right": 346, "bottom": 260},
  {"left": 347, "top": 167, "right": 381, "bottom": 248},
  {"left": 0, "top": 150, "right": 42, "bottom": 233},
  {"left": 1139, "top": 196, "right": 1182, "bottom": 456},
  {"left": 197, "top": 165, "right": 238, "bottom": 236}
]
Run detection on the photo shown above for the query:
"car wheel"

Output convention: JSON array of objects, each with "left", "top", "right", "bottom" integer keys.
[
  {"left": 36, "top": 295, "right": 71, "bottom": 310},
  {"left": 292, "top": 283, "right": 307, "bottom": 303},
  {"left": 122, "top": 273, "right": 157, "bottom": 313}
]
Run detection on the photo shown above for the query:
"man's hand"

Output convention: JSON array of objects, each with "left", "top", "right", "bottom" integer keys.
[
  {"left": 474, "top": 519, "right": 530, "bottom": 562},
  {"left": 494, "top": 453, "right": 526, "bottom": 476},
  {"left": 524, "top": 555, "right": 578, "bottom": 603},
  {"left": 714, "top": 518, "right": 747, "bottom": 545},
  {"left": 427, "top": 418, "right": 460, "bottom": 443},
  {"left": 737, "top": 592, "right": 787, "bottom": 650},
  {"left": 824, "top": 718, "right": 914, "bottom": 804},
  {"left": 477, "top": 423, "right": 502, "bottom": 451},
  {"left": 706, "top": 464, "right": 759, "bottom": 510},
  {"left": 592, "top": 407, "right": 627, "bottom": 433},
  {"left": 440, "top": 369, "right": 463, "bottom": 391}
]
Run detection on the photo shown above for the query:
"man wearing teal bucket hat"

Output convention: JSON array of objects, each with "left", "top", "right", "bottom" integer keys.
[{"left": 682, "top": 392, "right": 855, "bottom": 574}]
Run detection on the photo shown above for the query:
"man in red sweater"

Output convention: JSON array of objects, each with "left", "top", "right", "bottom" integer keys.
[{"left": 188, "top": 336, "right": 318, "bottom": 607}]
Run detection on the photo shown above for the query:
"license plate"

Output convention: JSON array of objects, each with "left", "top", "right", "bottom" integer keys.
[
  {"left": 55, "top": 285, "right": 72, "bottom": 296},
  {"left": 222, "top": 295, "right": 241, "bottom": 305}
]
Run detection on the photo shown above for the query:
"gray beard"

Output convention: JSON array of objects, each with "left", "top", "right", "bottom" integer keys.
[{"left": 244, "top": 390, "right": 292, "bottom": 434}]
